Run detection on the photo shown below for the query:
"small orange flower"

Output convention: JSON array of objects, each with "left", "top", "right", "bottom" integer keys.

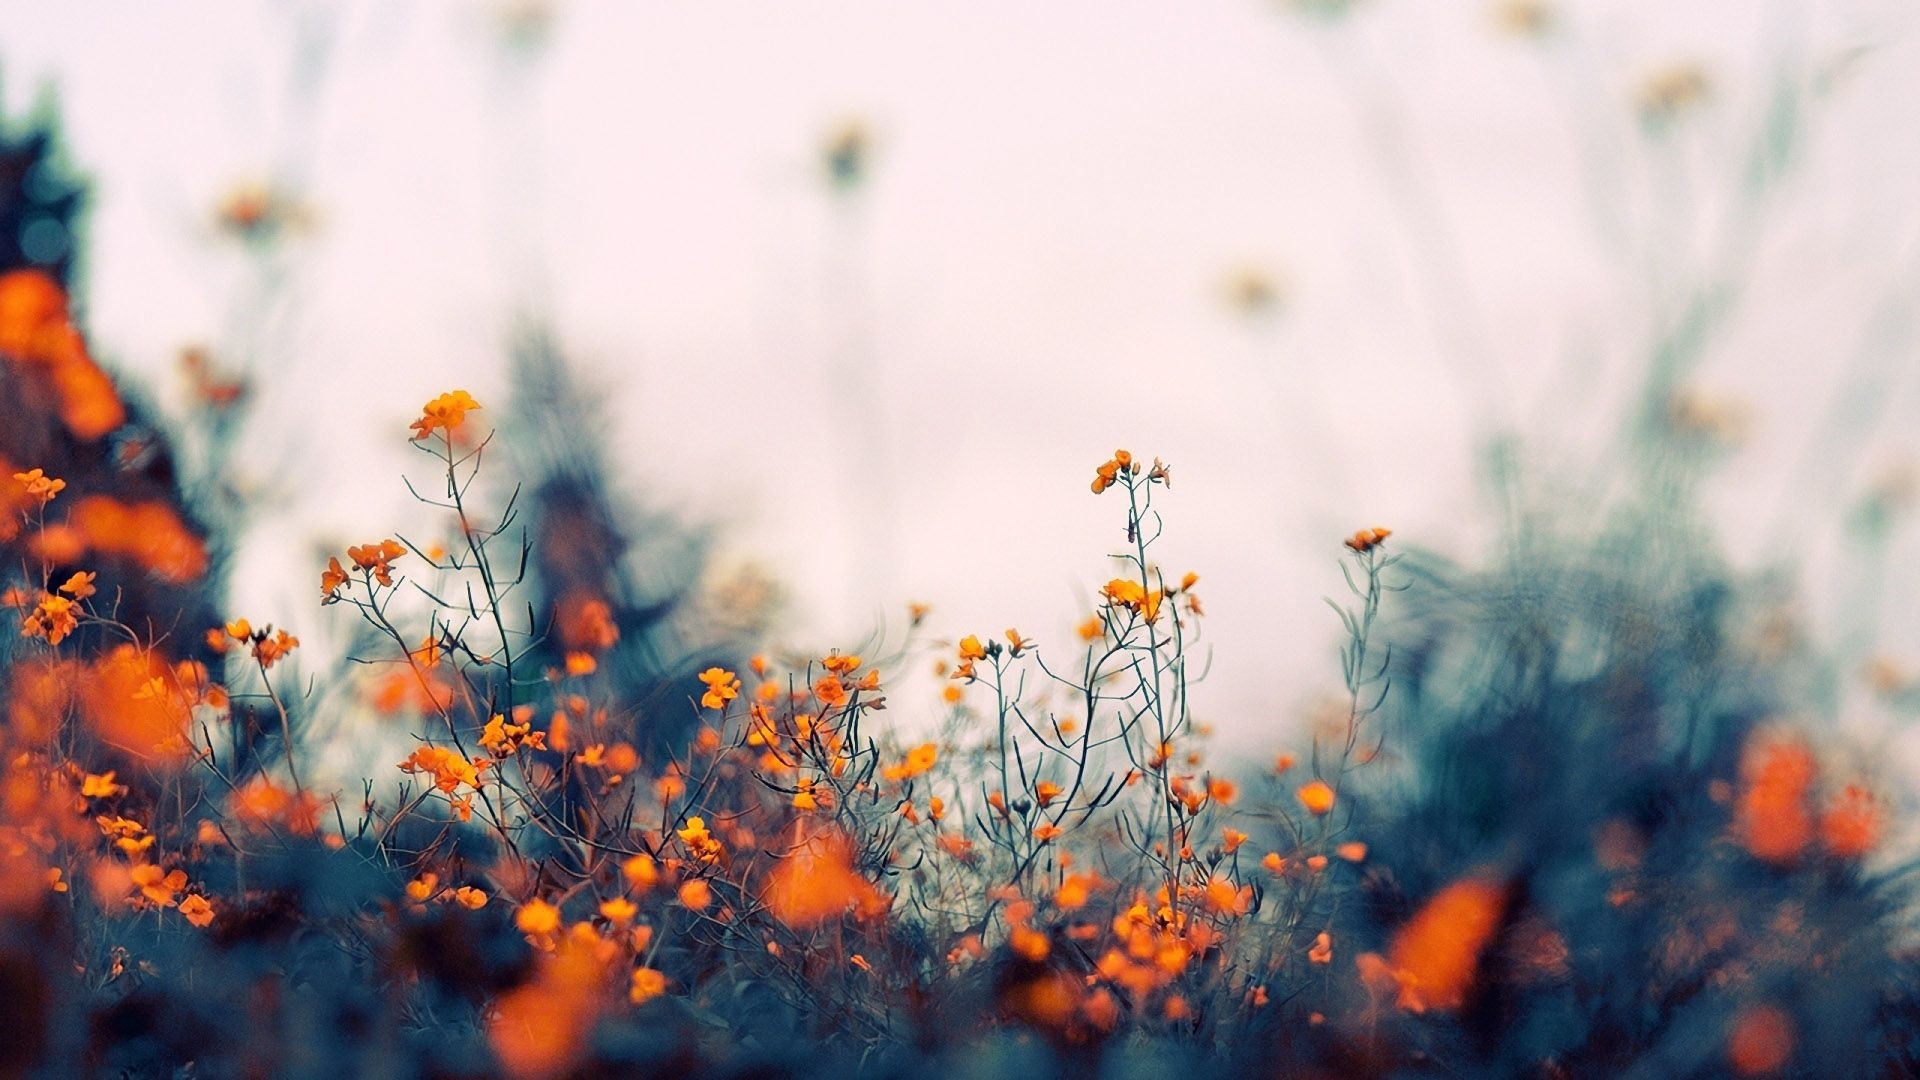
[
  {"left": 409, "top": 389, "right": 481, "bottom": 441},
  {"left": 957, "top": 635, "right": 986, "bottom": 661},
  {"left": 698, "top": 667, "right": 741, "bottom": 710},
  {"left": 515, "top": 898, "right": 561, "bottom": 936},
  {"left": 1344, "top": 526, "right": 1393, "bottom": 553},
  {"left": 320, "top": 556, "right": 349, "bottom": 602},
  {"left": 1308, "top": 931, "right": 1333, "bottom": 964},
  {"left": 178, "top": 893, "right": 215, "bottom": 928},
  {"left": 1297, "top": 780, "right": 1336, "bottom": 816},
  {"left": 13, "top": 468, "right": 65, "bottom": 504},
  {"left": 346, "top": 539, "right": 407, "bottom": 587},
  {"left": 58, "top": 571, "right": 96, "bottom": 599},
  {"left": 630, "top": 967, "right": 669, "bottom": 1005}
]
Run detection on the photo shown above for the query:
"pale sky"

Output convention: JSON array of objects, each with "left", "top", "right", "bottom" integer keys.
[{"left": 4, "top": 0, "right": 1919, "bottom": 751}]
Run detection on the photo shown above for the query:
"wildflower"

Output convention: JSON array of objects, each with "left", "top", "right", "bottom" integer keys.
[
  {"left": 320, "top": 557, "right": 349, "bottom": 602},
  {"left": 1077, "top": 616, "right": 1104, "bottom": 642},
  {"left": 254, "top": 628, "right": 299, "bottom": 669},
  {"left": 452, "top": 886, "right": 489, "bottom": 909},
  {"left": 58, "top": 571, "right": 95, "bottom": 599},
  {"left": 622, "top": 853, "right": 659, "bottom": 891},
  {"left": 1032, "top": 823, "right": 1063, "bottom": 843},
  {"left": 599, "top": 897, "right": 638, "bottom": 925},
  {"left": 821, "top": 652, "right": 861, "bottom": 675},
  {"left": 1297, "top": 779, "right": 1336, "bottom": 816},
  {"left": 80, "top": 770, "right": 123, "bottom": 799},
  {"left": 346, "top": 539, "right": 407, "bottom": 587},
  {"left": 957, "top": 635, "right": 986, "bottom": 661},
  {"left": 1005, "top": 628, "right": 1033, "bottom": 656},
  {"left": 1343, "top": 526, "right": 1392, "bottom": 553},
  {"left": 405, "top": 874, "right": 439, "bottom": 902},
  {"left": 678, "top": 879, "right": 712, "bottom": 911},
  {"left": 13, "top": 468, "right": 65, "bottom": 504},
  {"left": 1208, "top": 777, "right": 1238, "bottom": 804},
  {"left": 21, "top": 593, "right": 78, "bottom": 645},
  {"left": 1262, "top": 852, "right": 1287, "bottom": 875},
  {"left": 814, "top": 674, "right": 848, "bottom": 708},
  {"left": 516, "top": 899, "right": 561, "bottom": 937},
  {"left": 1336, "top": 841, "right": 1368, "bottom": 862},
  {"left": 1308, "top": 931, "right": 1332, "bottom": 964},
  {"left": 698, "top": 667, "right": 740, "bottom": 710},
  {"left": 882, "top": 742, "right": 938, "bottom": 784},
  {"left": 129, "top": 863, "right": 187, "bottom": 907},
  {"left": 1090, "top": 449, "right": 1136, "bottom": 494},
  {"left": 630, "top": 967, "right": 669, "bottom": 1005},
  {"left": 1222, "top": 828, "right": 1248, "bottom": 854},
  {"left": 409, "top": 389, "right": 481, "bottom": 441},
  {"left": 676, "top": 817, "right": 725, "bottom": 863},
  {"left": 397, "top": 746, "right": 489, "bottom": 794}
]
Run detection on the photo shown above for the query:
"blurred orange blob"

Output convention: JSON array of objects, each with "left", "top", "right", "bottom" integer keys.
[
  {"left": 763, "top": 836, "right": 890, "bottom": 928},
  {"left": 1736, "top": 733, "right": 1816, "bottom": 865},
  {"left": 1386, "top": 876, "right": 1510, "bottom": 1013},
  {"left": 79, "top": 645, "right": 194, "bottom": 761},
  {"left": 1727, "top": 1004, "right": 1794, "bottom": 1075},
  {"left": 1820, "top": 784, "right": 1882, "bottom": 860},
  {"left": 69, "top": 497, "right": 208, "bottom": 583},
  {"left": 0, "top": 269, "right": 126, "bottom": 439}
]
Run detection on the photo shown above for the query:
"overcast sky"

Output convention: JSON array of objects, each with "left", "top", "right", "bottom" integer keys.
[{"left": 3, "top": 0, "right": 1918, "bottom": 752}]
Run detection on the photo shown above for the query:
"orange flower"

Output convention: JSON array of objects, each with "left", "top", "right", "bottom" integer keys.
[
  {"left": 320, "top": 557, "right": 349, "bottom": 602},
  {"left": 957, "top": 635, "right": 986, "bottom": 661},
  {"left": 1308, "top": 931, "right": 1332, "bottom": 964},
  {"left": 676, "top": 816, "right": 725, "bottom": 863},
  {"left": 882, "top": 742, "right": 938, "bottom": 784},
  {"left": 409, "top": 389, "right": 481, "bottom": 441},
  {"left": 677, "top": 879, "right": 712, "bottom": 911},
  {"left": 1384, "top": 876, "right": 1509, "bottom": 1012},
  {"left": 698, "top": 667, "right": 741, "bottom": 710},
  {"left": 1343, "top": 526, "right": 1393, "bottom": 553},
  {"left": 21, "top": 593, "right": 78, "bottom": 645},
  {"left": 1222, "top": 828, "right": 1248, "bottom": 854},
  {"left": 80, "top": 770, "right": 123, "bottom": 799},
  {"left": 57, "top": 571, "right": 95, "bottom": 600},
  {"left": 515, "top": 898, "right": 561, "bottom": 936},
  {"left": 13, "top": 468, "right": 65, "bottom": 504},
  {"left": 346, "top": 539, "right": 407, "bottom": 587},
  {"left": 397, "top": 746, "right": 489, "bottom": 793},
  {"left": 599, "top": 897, "right": 638, "bottom": 926},
  {"left": 177, "top": 892, "right": 215, "bottom": 928},
  {"left": 622, "top": 853, "right": 659, "bottom": 891},
  {"left": 1297, "top": 780, "right": 1336, "bottom": 816},
  {"left": 629, "top": 967, "right": 669, "bottom": 1005},
  {"left": 452, "top": 886, "right": 489, "bottom": 909},
  {"left": 1032, "top": 823, "right": 1063, "bottom": 843}
]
